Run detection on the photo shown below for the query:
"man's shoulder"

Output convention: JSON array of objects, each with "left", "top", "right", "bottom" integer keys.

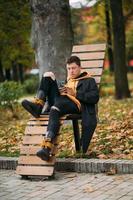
[
  {"left": 79, "top": 77, "right": 97, "bottom": 87},
  {"left": 80, "top": 76, "right": 95, "bottom": 82}
]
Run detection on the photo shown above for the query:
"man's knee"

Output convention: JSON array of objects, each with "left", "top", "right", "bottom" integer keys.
[
  {"left": 51, "top": 106, "right": 60, "bottom": 112},
  {"left": 43, "top": 72, "right": 56, "bottom": 81}
]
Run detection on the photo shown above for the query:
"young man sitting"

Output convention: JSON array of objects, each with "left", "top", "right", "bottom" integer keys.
[{"left": 22, "top": 56, "right": 99, "bottom": 161}]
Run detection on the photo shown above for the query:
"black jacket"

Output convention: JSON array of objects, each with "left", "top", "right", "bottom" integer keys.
[{"left": 76, "top": 75, "right": 99, "bottom": 153}]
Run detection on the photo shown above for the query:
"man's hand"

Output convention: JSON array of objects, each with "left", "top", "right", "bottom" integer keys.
[{"left": 59, "top": 87, "right": 76, "bottom": 96}]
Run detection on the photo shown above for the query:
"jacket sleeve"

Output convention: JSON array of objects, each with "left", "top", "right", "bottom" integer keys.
[{"left": 76, "top": 78, "right": 99, "bottom": 104}]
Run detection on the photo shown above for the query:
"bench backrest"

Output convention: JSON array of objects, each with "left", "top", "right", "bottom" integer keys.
[{"left": 72, "top": 43, "right": 106, "bottom": 86}]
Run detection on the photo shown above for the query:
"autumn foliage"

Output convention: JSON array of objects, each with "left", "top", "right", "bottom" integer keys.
[{"left": 0, "top": 72, "right": 133, "bottom": 159}]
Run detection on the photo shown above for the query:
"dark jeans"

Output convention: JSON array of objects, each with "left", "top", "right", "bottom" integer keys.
[{"left": 37, "top": 76, "right": 80, "bottom": 141}]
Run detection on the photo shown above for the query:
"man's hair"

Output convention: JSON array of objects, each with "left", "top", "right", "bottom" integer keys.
[{"left": 66, "top": 56, "right": 81, "bottom": 66}]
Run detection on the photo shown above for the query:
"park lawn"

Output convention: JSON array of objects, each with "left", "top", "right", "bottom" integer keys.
[
  {"left": 0, "top": 71, "right": 133, "bottom": 159},
  {"left": 0, "top": 96, "right": 133, "bottom": 160},
  {"left": 0, "top": 104, "right": 29, "bottom": 157}
]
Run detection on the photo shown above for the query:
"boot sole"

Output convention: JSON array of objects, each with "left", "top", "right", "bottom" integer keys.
[
  {"left": 22, "top": 101, "right": 40, "bottom": 118},
  {"left": 36, "top": 151, "right": 49, "bottom": 161}
]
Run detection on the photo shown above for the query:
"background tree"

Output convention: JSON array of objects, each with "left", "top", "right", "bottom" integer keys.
[
  {"left": 105, "top": 0, "right": 114, "bottom": 72},
  {"left": 0, "top": 0, "right": 34, "bottom": 82},
  {"left": 71, "top": 1, "right": 107, "bottom": 44},
  {"left": 0, "top": 60, "right": 5, "bottom": 82},
  {"left": 123, "top": 0, "right": 133, "bottom": 65},
  {"left": 110, "top": 0, "right": 131, "bottom": 99},
  {"left": 30, "top": 0, "right": 73, "bottom": 81},
  {"left": 71, "top": 8, "right": 85, "bottom": 44}
]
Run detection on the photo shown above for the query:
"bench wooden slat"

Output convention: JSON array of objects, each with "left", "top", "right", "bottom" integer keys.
[
  {"left": 23, "top": 135, "right": 43, "bottom": 144},
  {"left": 22, "top": 135, "right": 59, "bottom": 145},
  {"left": 72, "top": 43, "right": 106, "bottom": 53},
  {"left": 16, "top": 166, "right": 54, "bottom": 176},
  {"left": 72, "top": 52, "right": 105, "bottom": 60},
  {"left": 30, "top": 117, "right": 67, "bottom": 122},
  {"left": 18, "top": 156, "right": 55, "bottom": 165},
  {"left": 28, "top": 119, "right": 64, "bottom": 126},
  {"left": 81, "top": 60, "right": 104, "bottom": 68},
  {"left": 29, "top": 117, "right": 50, "bottom": 121},
  {"left": 25, "top": 126, "right": 47, "bottom": 135},
  {"left": 20, "top": 145, "right": 58, "bottom": 155},
  {"left": 27, "top": 121, "right": 49, "bottom": 125},
  {"left": 20, "top": 146, "right": 40, "bottom": 154}
]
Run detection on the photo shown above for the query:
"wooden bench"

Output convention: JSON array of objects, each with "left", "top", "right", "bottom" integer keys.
[{"left": 16, "top": 43, "right": 106, "bottom": 178}]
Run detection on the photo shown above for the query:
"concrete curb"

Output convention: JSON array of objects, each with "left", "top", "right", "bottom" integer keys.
[{"left": 0, "top": 157, "right": 133, "bottom": 174}]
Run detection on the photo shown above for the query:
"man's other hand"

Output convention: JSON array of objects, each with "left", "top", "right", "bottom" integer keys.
[{"left": 59, "top": 87, "right": 76, "bottom": 96}]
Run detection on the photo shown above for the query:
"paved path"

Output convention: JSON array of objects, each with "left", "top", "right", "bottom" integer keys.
[{"left": 0, "top": 170, "right": 133, "bottom": 200}]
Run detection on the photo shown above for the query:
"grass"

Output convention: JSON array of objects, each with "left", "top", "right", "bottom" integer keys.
[
  {"left": 0, "top": 71, "right": 133, "bottom": 159},
  {"left": 0, "top": 151, "right": 19, "bottom": 157},
  {"left": 57, "top": 96, "right": 133, "bottom": 159}
]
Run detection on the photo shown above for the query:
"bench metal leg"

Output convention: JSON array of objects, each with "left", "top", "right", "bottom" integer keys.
[{"left": 72, "top": 119, "right": 81, "bottom": 152}]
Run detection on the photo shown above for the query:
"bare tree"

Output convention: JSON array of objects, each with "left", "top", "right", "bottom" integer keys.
[
  {"left": 110, "top": 0, "right": 131, "bottom": 99},
  {"left": 30, "top": 0, "right": 73, "bottom": 82},
  {"left": 105, "top": 0, "right": 114, "bottom": 72},
  {"left": 0, "top": 60, "right": 5, "bottom": 82}
]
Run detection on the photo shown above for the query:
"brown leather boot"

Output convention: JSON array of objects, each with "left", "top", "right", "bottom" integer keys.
[
  {"left": 22, "top": 90, "right": 45, "bottom": 118},
  {"left": 36, "top": 138, "right": 53, "bottom": 161},
  {"left": 22, "top": 98, "right": 44, "bottom": 118}
]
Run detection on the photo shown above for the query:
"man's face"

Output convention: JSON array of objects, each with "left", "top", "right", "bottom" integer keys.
[{"left": 66, "top": 62, "right": 81, "bottom": 79}]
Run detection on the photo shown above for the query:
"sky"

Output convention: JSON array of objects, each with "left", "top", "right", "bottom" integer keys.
[{"left": 69, "top": 0, "right": 97, "bottom": 8}]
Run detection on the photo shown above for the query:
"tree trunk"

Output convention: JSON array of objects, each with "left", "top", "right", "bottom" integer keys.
[
  {"left": 30, "top": 0, "right": 73, "bottom": 82},
  {"left": 12, "top": 61, "right": 19, "bottom": 82},
  {"left": 0, "top": 60, "right": 5, "bottom": 82},
  {"left": 110, "top": 0, "right": 131, "bottom": 99},
  {"left": 18, "top": 63, "right": 24, "bottom": 84},
  {"left": 5, "top": 68, "right": 11, "bottom": 81},
  {"left": 105, "top": 0, "right": 114, "bottom": 72}
]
